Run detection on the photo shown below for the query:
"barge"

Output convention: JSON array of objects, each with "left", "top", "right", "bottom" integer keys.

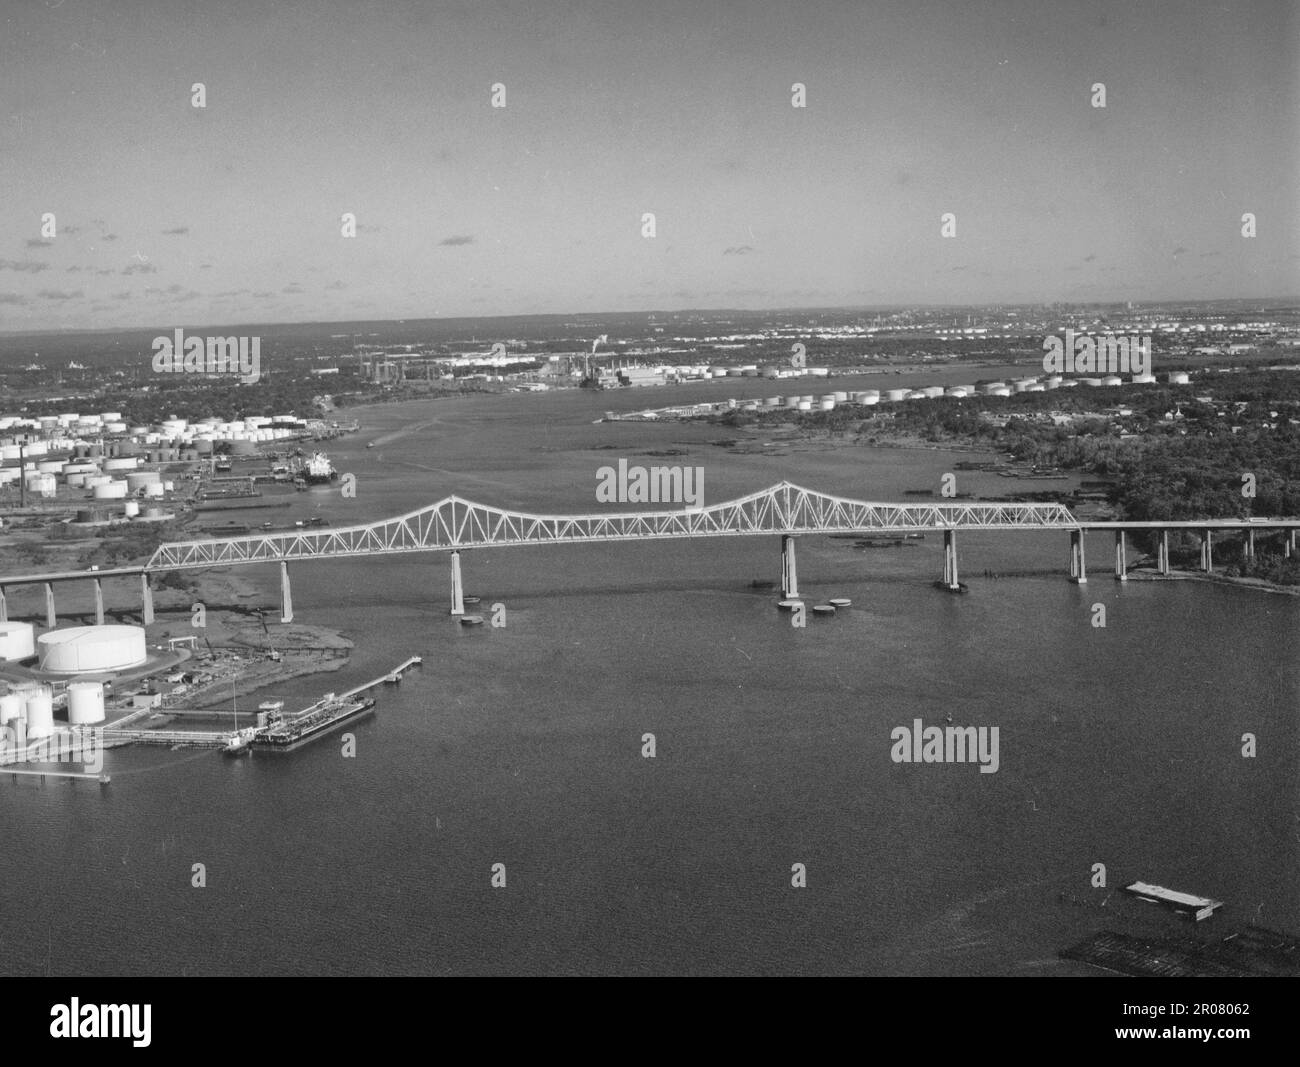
[{"left": 252, "top": 695, "right": 376, "bottom": 752}]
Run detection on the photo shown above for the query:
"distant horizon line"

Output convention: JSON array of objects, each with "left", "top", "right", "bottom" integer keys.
[{"left": 2, "top": 296, "right": 1298, "bottom": 340}]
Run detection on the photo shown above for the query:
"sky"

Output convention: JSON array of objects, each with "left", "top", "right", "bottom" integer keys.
[{"left": 0, "top": 0, "right": 1297, "bottom": 332}]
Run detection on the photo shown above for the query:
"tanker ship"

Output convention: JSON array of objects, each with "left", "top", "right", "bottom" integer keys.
[{"left": 300, "top": 451, "right": 338, "bottom": 486}]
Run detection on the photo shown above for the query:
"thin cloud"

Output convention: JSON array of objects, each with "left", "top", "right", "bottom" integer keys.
[
  {"left": 121, "top": 262, "right": 157, "bottom": 275},
  {"left": 37, "top": 288, "right": 84, "bottom": 300},
  {"left": 722, "top": 245, "right": 754, "bottom": 256},
  {"left": 0, "top": 292, "right": 28, "bottom": 305},
  {"left": 439, "top": 234, "right": 474, "bottom": 246},
  {"left": 102, "top": 233, "right": 119, "bottom": 241},
  {"left": 324, "top": 280, "right": 347, "bottom": 291},
  {"left": 161, "top": 227, "right": 189, "bottom": 235},
  {"left": 26, "top": 239, "right": 53, "bottom": 249}
]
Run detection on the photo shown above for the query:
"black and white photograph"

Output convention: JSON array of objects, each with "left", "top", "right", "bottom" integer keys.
[{"left": 1, "top": 0, "right": 1297, "bottom": 1026}]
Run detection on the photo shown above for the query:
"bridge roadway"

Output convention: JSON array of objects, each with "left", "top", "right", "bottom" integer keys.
[{"left": 0, "top": 481, "right": 1296, "bottom": 622}]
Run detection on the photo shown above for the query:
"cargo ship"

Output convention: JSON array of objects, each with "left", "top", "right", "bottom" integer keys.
[
  {"left": 300, "top": 452, "right": 338, "bottom": 486},
  {"left": 252, "top": 694, "right": 376, "bottom": 752}
]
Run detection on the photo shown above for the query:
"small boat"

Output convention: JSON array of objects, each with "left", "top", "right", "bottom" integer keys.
[
  {"left": 829, "top": 597, "right": 852, "bottom": 607},
  {"left": 776, "top": 599, "right": 802, "bottom": 611},
  {"left": 462, "top": 595, "right": 481, "bottom": 605},
  {"left": 812, "top": 604, "right": 836, "bottom": 615},
  {"left": 366, "top": 442, "right": 375, "bottom": 449},
  {"left": 460, "top": 614, "right": 485, "bottom": 626}
]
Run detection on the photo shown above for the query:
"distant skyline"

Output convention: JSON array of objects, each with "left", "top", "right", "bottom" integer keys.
[{"left": 1, "top": 0, "right": 1297, "bottom": 332}]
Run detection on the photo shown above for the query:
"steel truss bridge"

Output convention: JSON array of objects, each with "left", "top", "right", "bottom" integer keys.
[
  {"left": 0, "top": 481, "right": 1296, "bottom": 625},
  {"left": 146, "top": 481, "right": 1079, "bottom": 568}
]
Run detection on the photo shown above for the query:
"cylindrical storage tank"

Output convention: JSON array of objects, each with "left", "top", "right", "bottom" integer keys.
[
  {"left": 1167, "top": 371, "right": 1190, "bottom": 385},
  {"left": 983, "top": 381, "right": 1006, "bottom": 394},
  {"left": 762, "top": 396, "right": 780, "bottom": 407},
  {"left": 0, "top": 468, "right": 20, "bottom": 485},
  {"left": 99, "top": 412, "right": 122, "bottom": 422},
  {"left": 104, "top": 457, "right": 137, "bottom": 471},
  {"left": 62, "top": 462, "right": 97, "bottom": 475},
  {"left": 37, "top": 460, "right": 65, "bottom": 474},
  {"left": 1024, "top": 383, "right": 1046, "bottom": 392},
  {"left": 0, "top": 445, "right": 21, "bottom": 461},
  {"left": 886, "top": 389, "right": 909, "bottom": 402},
  {"left": 0, "top": 692, "right": 23, "bottom": 724},
  {"left": 0, "top": 621, "right": 36, "bottom": 661},
  {"left": 163, "top": 480, "right": 175, "bottom": 492},
  {"left": 27, "top": 473, "right": 57, "bottom": 498},
  {"left": 123, "top": 500, "right": 140, "bottom": 518},
  {"left": 1101, "top": 376, "right": 1122, "bottom": 386},
  {"left": 742, "top": 401, "right": 760, "bottom": 411},
  {"left": 797, "top": 401, "right": 813, "bottom": 411},
  {"left": 784, "top": 396, "right": 800, "bottom": 408},
  {"left": 989, "top": 386, "right": 1012, "bottom": 397},
  {"left": 93, "top": 481, "right": 129, "bottom": 500},
  {"left": 125, "top": 471, "right": 162, "bottom": 491},
  {"left": 1079, "top": 377, "right": 1102, "bottom": 387},
  {"left": 820, "top": 393, "right": 837, "bottom": 403},
  {"left": 23, "top": 688, "right": 54, "bottom": 739},
  {"left": 725, "top": 368, "right": 744, "bottom": 378},
  {"left": 67, "top": 682, "right": 106, "bottom": 725},
  {"left": 709, "top": 367, "right": 729, "bottom": 377},
  {"left": 858, "top": 393, "right": 878, "bottom": 406},
  {"left": 38, "top": 625, "right": 148, "bottom": 674},
  {"left": 819, "top": 399, "right": 835, "bottom": 411},
  {"left": 922, "top": 386, "right": 944, "bottom": 398},
  {"left": 105, "top": 422, "right": 128, "bottom": 433},
  {"left": 833, "top": 391, "right": 849, "bottom": 402},
  {"left": 25, "top": 441, "right": 48, "bottom": 456},
  {"left": 143, "top": 507, "right": 166, "bottom": 519}
]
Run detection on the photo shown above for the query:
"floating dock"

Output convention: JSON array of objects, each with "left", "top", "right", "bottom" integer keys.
[{"left": 1123, "top": 881, "right": 1223, "bottom": 921}]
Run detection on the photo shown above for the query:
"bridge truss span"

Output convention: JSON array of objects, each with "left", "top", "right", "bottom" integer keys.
[{"left": 145, "top": 481, "right": 1081, "bottom": 571}]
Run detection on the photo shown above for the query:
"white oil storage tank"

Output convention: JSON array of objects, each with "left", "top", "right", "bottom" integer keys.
[
  {"left": 67, "top": 682, "right": 106, "bottom": 725},
  {"left": 0, "top": 621, "right": 36, "bottom": 661},
  {"left": 23, "top": 687, "right": 54, "bottom": 739},
  {"left": 0, "top": 692, "right": 23, "bottom": 724},
  {"left": 93, "top": 481, "right": 129, "bottom": 500},
  {"left": 38, "top": 625, "right": 148, "bottom": 674}
]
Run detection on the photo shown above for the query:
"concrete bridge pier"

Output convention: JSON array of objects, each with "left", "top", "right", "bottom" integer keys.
[
  {"left": 942, "top": 529, "right": 960, "bottom": 590},
  {"left": 449, "top": 550, "right": 466, "bottom": 616},
  {"left": 279, "top": 560, "right": 294, "bottom": 623},
  {"left": 1200, "top": 531, "right": 1213, "bottom": 573},
  {"left": 1113, "top": 530, "right": 1127, "bottom": 581},
  {"left": 1286, "top": 530, "right": 1296, "bottom": 558},
  {"left": 44, "top": 582, "right": 56, "bottom": 629},
  {"left": 1244, "top": 529, "right": 1255, "bottom": 561},
  {"left": 1157, "top": 529, "right": 1170, "bottom": 575},
  {"left": 781, "top": 535, "right": 799, "bottom": 598},
  {"left": 1069, "top": 529, "right": 1087, "bottom": 584},
  {"left": 141, "top": 574, "right": 154, "bottom": 626},
  {"left": 0, "top": 585, "right": 6, "bottom": 623},
  {"left": 93, "top": 578, "right": 104, "bottom": 625}
]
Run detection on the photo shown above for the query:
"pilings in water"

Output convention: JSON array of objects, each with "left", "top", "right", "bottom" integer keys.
[
  {"left": 141, "top": 573, "right": 154, "bottom": 625},
  {"left": 781, "top": 535, "right": 799, "bottom": 599},
  {"left": 942, "top": 529, "right": 960, "bottom": 590},
  {"left": 1114, "top": 530, "right": 1127, "bottom": 581},
  {"left": 93, "top": 577, "right": 104, "bottom": 626},
  {"left": 279, "top": 560, "right": 294, "bottom": 623},
  {"left": 449, "top": 550, "right": 465, "bottom": 616},
  {"left": 1069, "top": 529, "right": 1087, "bottom": 584}
]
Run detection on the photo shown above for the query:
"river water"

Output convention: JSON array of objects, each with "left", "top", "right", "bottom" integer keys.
[{"left": 4, "top": 377, "right": 1298, "bottom": 975}]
